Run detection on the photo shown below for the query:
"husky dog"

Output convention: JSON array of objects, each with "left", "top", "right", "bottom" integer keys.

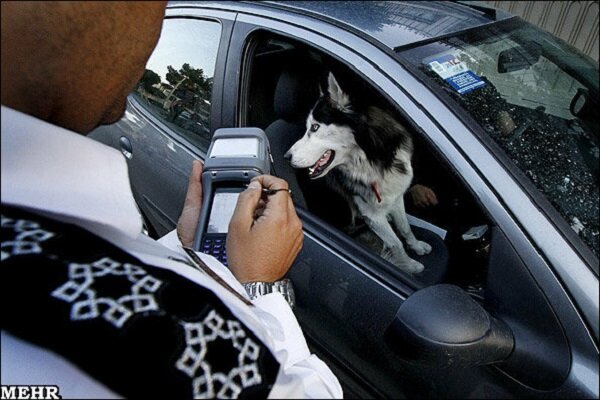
[{"left": 285, "top": 73, "right": 431, "bottom": 273}]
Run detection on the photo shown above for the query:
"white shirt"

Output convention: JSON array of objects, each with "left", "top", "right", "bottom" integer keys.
[{"left": 0, "top": 106, "right": 343, "bottom": 399}]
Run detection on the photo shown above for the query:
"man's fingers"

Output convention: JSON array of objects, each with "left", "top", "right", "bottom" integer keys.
[
  {"left": 287, "top": 195, "right": 295, "bottom": 213},
  {"left": 251, "top": 175, "right": 289, "bottom": 191},
  {"left": 252, "top": 175, "right": 290, "bottom": 218},
  {"left": 426, "top": 190, "right": 438, "bottom": 206},
  {"left": 230, "top": 180, "right": 263, "bottom": 232}
]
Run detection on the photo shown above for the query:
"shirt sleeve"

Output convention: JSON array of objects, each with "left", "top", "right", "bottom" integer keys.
[{"left": 158, "top": 229, "right": 343, "bottom": 398}]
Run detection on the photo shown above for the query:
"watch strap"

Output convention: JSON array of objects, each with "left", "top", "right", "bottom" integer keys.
[{"left": 243, "top": 279, "right": 295, "bottom": 309}]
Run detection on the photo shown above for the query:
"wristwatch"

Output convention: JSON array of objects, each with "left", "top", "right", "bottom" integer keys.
[{"left": 243, "top": 279, "right": 295, "bottom": 309}]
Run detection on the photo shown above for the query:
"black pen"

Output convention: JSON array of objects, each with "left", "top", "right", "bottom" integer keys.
[{"left": 245, "top": 184, "right": 292, "bottom": 196}]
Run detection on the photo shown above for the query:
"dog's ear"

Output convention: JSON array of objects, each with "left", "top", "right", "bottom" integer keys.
[{"left": 327, "top": 72, "right": 351, "bottom": 111}]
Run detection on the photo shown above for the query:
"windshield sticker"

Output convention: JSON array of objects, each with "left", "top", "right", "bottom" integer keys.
[{"left": 426, "top": 54, "right": 486, "bottom": 95}]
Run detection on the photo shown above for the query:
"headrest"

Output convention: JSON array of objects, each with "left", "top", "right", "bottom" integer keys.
[{"left": 273, "top": 66, "right": 319, "bottom": 122}]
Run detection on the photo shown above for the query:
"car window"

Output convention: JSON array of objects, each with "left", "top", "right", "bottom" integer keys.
[
  {"left": 131, "top": 18, "right": 221, "bottom": 152},
  {"left": 243, "top": 34, "right": 494, "bottom": 289},
  {"left": 399, "top": 19, "right": 599, "bottom": 257}
]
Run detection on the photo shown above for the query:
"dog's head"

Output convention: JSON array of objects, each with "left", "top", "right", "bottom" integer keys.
[{"left": 285, "top": 72, "right": 359, "bottom": 179}]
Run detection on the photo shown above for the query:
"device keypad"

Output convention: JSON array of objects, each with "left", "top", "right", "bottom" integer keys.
[{"left": 201, "top": 237, "right": 228, "bottom": 266}]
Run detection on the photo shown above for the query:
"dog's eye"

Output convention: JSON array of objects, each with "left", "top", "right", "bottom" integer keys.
[{"left": 310, "top": 123, "right": 320, "bottom": 132}]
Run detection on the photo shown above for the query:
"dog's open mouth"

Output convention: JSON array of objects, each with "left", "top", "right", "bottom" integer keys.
[{"left": 308, "top": 150, "right": 335, "bottom": 179}]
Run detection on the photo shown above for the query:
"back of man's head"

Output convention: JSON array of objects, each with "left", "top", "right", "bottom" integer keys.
[{"left": 1, "top": 1, "right": 167, "bottom": 133}]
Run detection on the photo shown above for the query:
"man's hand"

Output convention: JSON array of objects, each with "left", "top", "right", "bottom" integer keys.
[
  {"left": 408, "top": 184, "right": 439, "bottom": 208},
  {"left": 227, "top": 175, "right": 303, "bottom": 283},
  {"left": 177, "top": 160, "right": 203, "bottom": 247}
]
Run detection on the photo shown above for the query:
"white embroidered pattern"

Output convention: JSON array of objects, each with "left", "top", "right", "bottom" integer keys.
[
  {"left": 176, "top": 310, "right": 263, "bottom": 399},
  {"left": 51, "top": 257, "right": 162, "bottom": 328},
  {"left": 1, "top": 215, "right": 55, "bottom": 261}
]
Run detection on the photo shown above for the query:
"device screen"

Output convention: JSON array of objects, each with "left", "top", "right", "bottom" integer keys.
[{"left": 207, "top": 189, "right": 241, "bottom": 233}]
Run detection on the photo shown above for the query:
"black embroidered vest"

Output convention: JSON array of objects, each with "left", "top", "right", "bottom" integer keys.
[{"left": 1, "top": 205, "right": 279, "bottom": 398}]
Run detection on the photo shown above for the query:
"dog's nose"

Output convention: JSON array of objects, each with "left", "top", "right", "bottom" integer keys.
[{"left": 284, "top": 151, "right": 292, "bottom": 161}]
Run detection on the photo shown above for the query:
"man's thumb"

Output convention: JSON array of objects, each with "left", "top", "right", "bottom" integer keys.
[{"left": 182, "top": 160, "right": 203, "bottom": 210}]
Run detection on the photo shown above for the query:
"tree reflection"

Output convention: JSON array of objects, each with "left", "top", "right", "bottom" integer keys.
[{"left": 135, "top": 63, "right": 212, "bottom": 138}]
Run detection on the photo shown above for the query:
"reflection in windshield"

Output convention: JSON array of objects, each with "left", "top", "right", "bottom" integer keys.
[{"left": 400, "top": 19, "right": 599, "bottom": 256}]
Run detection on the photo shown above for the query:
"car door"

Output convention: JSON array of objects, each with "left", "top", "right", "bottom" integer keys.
[
  {"left": 215, "top": 4, "right": 598, "bottom": 399},
  {"left": 220, "top": 9, "right": 490, "bottom": 399},
  {"left": 89, "top": 8, "right": 236, "bottom": 237}
]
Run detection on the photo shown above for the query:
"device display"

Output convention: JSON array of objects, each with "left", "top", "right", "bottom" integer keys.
[
  {"left": 207, "top": 190, "right": 240, "bottom": 234},
  {"left": 199, "top": 188, "right": 242, "bottom": 265}
]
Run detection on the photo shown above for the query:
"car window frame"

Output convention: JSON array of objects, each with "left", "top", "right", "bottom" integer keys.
[
  {"left": 127, "top": 10, "right": 236, "bottom": 159},
  {"left": 235, "top": 27, "right": 446, "bottom": 293}
]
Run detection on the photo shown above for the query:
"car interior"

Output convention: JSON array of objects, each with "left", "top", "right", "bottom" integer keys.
[{"left": 242, "top": 33, "right": 493, "bottom": 295}]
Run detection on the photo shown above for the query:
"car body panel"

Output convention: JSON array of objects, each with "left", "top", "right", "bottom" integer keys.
[
  {"left": 215, "top": 0, "right": 600, "bottom": 342},
  {"left": 223, "top": 7, "right": 599, "bottom": 397}
]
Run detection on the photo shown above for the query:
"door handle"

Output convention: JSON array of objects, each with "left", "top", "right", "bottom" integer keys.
[{"left": 119, "top": 136, "right": 133, "bottom": 159}]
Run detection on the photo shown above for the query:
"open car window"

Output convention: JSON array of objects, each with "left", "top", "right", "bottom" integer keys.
[
  {"left": 243, "top": 33, "right": 494, "bottom": 290},
  {"left": 398, "top": 19, "right": 600, "bottom": 259}
]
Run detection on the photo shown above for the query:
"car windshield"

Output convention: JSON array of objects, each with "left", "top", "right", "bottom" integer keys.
[{"left": 398, "top": 18, "right": 599, "bottom": 257}]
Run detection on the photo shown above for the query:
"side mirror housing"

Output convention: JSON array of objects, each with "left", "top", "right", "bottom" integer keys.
[{"left": 386, "top": 284, "right": 514, "bottom": 368}]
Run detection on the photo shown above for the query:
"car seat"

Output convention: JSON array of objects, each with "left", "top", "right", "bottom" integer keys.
[{"left": 264, "top": 63, "right": 320, "bottom": 209}]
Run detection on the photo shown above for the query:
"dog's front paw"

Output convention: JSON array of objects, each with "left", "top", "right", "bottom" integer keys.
[
  {"left": 409, "top": 240, "right": 432, "bottom": 255},
  {"left": 382, "top": 249, "right": 425, "bottom": 274},
  {"left": 402, "top": 258, "right": 425, "bottom": 274}
]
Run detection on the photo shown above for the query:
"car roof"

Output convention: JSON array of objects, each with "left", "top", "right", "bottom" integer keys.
[
  {"left": 263, "top": 1, "right": 514, "bottom": 49},
  {"left": 168, "top": 1, "right": 514, "bottom": 50}
]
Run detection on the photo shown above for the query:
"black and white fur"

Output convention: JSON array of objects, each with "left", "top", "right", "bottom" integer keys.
[{"left": 285, "top": 73, "right": 431, "bottom": 273}]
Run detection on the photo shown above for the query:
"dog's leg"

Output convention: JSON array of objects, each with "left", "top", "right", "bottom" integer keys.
[
  {"left": 390, "top": 197, "right": 432, "bottom": 256},
  {"left": 355, "top": 197, "right": 424, "bottom": 273},
  {"left": 349, "top": 201, "right": 359, "bottom": 228}
]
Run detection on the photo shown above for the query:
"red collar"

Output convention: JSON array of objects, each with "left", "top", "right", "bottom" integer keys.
[{"left": 371, "top": 182, "right": 382, "bottom": 203}]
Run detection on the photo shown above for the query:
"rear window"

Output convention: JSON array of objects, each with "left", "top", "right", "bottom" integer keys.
[
  {"left": 131, "top": 18, "right": 222, "bottom": 152},
  {"left": 398, "top": 19, "right": 599, "bottom": 257}
]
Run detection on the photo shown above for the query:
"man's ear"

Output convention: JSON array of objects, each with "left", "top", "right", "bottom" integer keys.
[{"left": 327, "top": 72, "right": 351, "bottom": 111}]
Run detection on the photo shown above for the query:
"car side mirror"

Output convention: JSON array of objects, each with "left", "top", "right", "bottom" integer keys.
[
  {"left": 498, "top": 41, "right": 541, "bottom": 73},
  {"left": 570, "top": 87, "right": 594, "bottom": 118},
  {"left": 386, "top": 284, "right": 514, "bottom": 367}
]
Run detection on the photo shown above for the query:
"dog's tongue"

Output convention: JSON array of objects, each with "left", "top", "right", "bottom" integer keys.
[
  {"left": 316, "top": 150, "right": 331, "bottom": 168},
  {"left": 309, "top": 150, "right": 332, "bottom": 176}
]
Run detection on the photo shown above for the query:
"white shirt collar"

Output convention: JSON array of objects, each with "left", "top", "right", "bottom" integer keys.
[{"left": 1, "top": 106, "right": 143, "bottom": 238}]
